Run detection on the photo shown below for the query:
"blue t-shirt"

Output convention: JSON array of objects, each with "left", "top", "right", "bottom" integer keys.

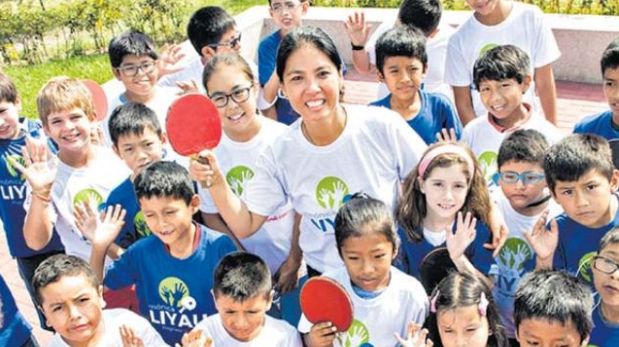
[
  {"left": 103, "top": 224, "right": 236, "bottom": 345},
  {"left": 590, "top": 303, "right": 619, "bottom": 347},
  {"left": 396, "top": 222, "right": 495, "bottom": 282},
  {"left": 105, "top": 177, "right": 147, "bottom": 247},
  {"left": 573, "top": 110, "right": 619, "bottom": 141},
  {"left": 0, "top": 274, "right": 32, "bottom": 346},
  {"left": 0, "top": 118, "right": 64, "bottom": 257},
  {"left": 552, "top": 196, "right": 619, "bottom": 286},
  {"left": 369, "top": 90, "right": 462, "bottom": 145}
]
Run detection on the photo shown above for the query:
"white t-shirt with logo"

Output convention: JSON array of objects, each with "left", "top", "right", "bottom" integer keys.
[
  {"left": 489, "top": 189, "right": 562, "bottom": 338},
  {"left": 444, "top": 2, "right": 561, "bottom": 117},
  {"left": 198, "top": 116, "right": 295, "bottom": 274},
  {"left": 462, "top": 111, "right": 562, "bottom": 191},
  {"left": 48, "top": 308, "right": 167, "bottom": 347},
  {"left": 366, "top": 19, "right": 454, "bottom": 100},
  {"left": 27, "top": 147, "right": 132, "bottom": 262},
  {"left": 244, "top": 104, "right": 427, "bottom": 273},
  {"left": 194, "top": 314, "right": 302, "bottom": 346},
  {"left": 298, "top": 267, "right": 428, "bottom": 346}
]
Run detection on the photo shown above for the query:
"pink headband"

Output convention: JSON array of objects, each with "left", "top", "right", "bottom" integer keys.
[
  {"left": 430, "top": 290, "right": 489, "bottom": 316},
  {"left": 418, "top": 145, "right": 475, "bottom": 180}
]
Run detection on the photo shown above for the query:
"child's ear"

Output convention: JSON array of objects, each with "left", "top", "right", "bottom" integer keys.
[
  {"left": 266, "top": 290, "right": 274, "bottom": 311},
  {"left": 112, "top": 145, "right": 120, "bottom": 157},
  {"left": 377, "top": 70, "right": 384, "bottom": 83},
  {"left": 201, "top": 46, "right": 216, "bottom": 60},
  {"left": 97, "top": 285, "right": 106, "bottom": 308},
  {"left": 160, "top": 132, "right": 168, "bottom": 145},
  {"left": 190, "top": 194, "right": 200, "bottom": 213},
  {"left": 521, "top": 75, "right": 532, "bottom": 94},
  {"left": 610, "top": 169, "right": 619, "bottom": 193},
  {"left": 417, "top": 176, "right": 426, "bottom": 194},
  {"left": 112, "top": 67, "right": 122, "bottom": 80}
]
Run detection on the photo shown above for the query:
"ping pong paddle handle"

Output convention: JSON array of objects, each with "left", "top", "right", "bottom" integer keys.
[{"left": 193, "top": 155, "right": 213, "bottom": 188}]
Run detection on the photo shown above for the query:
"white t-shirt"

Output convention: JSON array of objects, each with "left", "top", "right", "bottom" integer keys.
[
  {"left": 26, "top": 147, "right": 132, "bottom": 262},
  {"left": 194, "top": 314, "right": 302, "bottom": 346},
  {"left": 462, "top": 110, "right": 562, "bottom": 191},
  {"left": 298, "top": 267, "right": 428, "bottom": 347},
  {"left": 366, "top": 19, "right": 454, "bottom": 100},
  {"left": 244, "top": 104, "right": 427, "bottom": 273},
  {"left": 48, "top": 308, "right": 167, "bottom": 347},
  {"left": 489, "top": 189, "right": 562, "bottom": 337},
  {"left": 198, "top": 117, "right": 295, "bottom": 274},
  {"left": 444, "top": 2, "right": 561, "bottom": 117}
]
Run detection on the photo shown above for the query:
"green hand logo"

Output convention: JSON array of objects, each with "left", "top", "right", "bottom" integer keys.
[
  {"left": 158, "top": 277, "right": 189, "bottom": 308},
  {"left": 134, "top": 211, "right": 151, "bottom": 237},
  {"left": 226, "top": 165, "right": 254, "bottom": 197},
  {"left": 498, "top": 238, "right": 533, "bottom": 272},
  {"left": 339, "top": 319, "right": 370, "bottom": 347},
  {"left": 479, "top": 43, "right": 499, "bottom": 56},
  {"left": 5, "top": 154, "right": 25, "bottom": 180},
  {"left": 478, "top": 151, "right": 498, "bottom": 183},
  {"left": 577, "top": 251, "right": 597, "bottom": 283},
  {"left": 315, "top": 176, "right": 349, "bottom": 210},
  {"left": 73, "top": 188, "right": 103, "bottom": 210}
]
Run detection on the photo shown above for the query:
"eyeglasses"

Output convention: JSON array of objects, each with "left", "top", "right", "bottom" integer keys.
[
  {"left": 208, "top": 85, "right": 253, "bottom": 108},
  {"left": 498, "top": 171, "right": 545, "bottom": 185},
  {"left": 593, "top": 255, "right": 619, "bottom": 275},
  {"left": 117, "top": 61, "right": 156, "bottom": 77},
  {"left": 208, "top": 33, "right": 242, "bottom": 49},
  {"left": 271, "top": 1, "right": 301, "bottom": 13}
]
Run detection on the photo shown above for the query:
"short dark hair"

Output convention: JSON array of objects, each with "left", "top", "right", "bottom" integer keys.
[
  {"left": 497, "top": 129, "right": 549, "bottom": 169},
  {"left": 544, "top": 134, "right": 614, "bottom": 194},
  {"left": 133, "top": 161, "right": 195, "bottom": 205},
  {"left": 108, "top": 31, "right": 159, "bottom": 68},
  {"left": 0, "top": 72, "right": 18, "bottom": 104},
  {"left": 601, "top": 37, "right": 619, "bottom": 75},
  {"left": 599, "top": 227, "right": 619, "bottom": 252},
  {"left": 514, "top": 270, "right": 593, "bottom": 343},
  {"left": 375, "top": 26, "right": 427, "bottom": 75},
  {"left": 473, "top": 44, "right": 530, "bottom": 90},
  {"left": 32, "top": 254, "right": 100, "bottom": 306},
  {"left": 108, "top": 102, "right": 162, "bottom": 146},
  {"left": 187, "top": 6, "right": 236, "bottom": 55},
  {"left": 335, "top": 193, "right": 399, "bottom": 257},
  {"left": 213, "top": 252, "right": 271, "bottom": 301},
  {"left": 397, "top": 0, "right": 442, "bottom": 36},
  {"left": 203, "top": 53, "right": 255, "bottom": 94}
]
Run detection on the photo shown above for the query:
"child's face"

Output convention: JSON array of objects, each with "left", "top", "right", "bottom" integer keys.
[
  {"left": 517, "top": 318, "right": 588, "bottom": 347},
  {"left": 44, "top": 107, "right": 92, "bottom": 153},
  {"left": 552, "top": 168, "right": 619, "bottom": 228},
  {"left": 206, "top": 64, "right": 258, "bottom": 139},
  {"left": 420, "top": 164, "right": 470, "bottom": 222},
  {"left": 478, "top": 77, "right": 530, "bottom": 121},
  {"left": 593, "top": 241, "right": 619, "bottom": 307},
  {"left": 340, "top": 232, "right": 396, "bottom": 292},
  {"left": 379, "top": 56, "right": 425, "bottom": 104},
  {"left": 140, "top": 195, "right": 199, "bottom": 248},
  {"left": 114, "top": 127, "right": 165, "bottom": 175},
  {"left": 269, "top": 0, "right": 308, "bottom": 34},
  {"left": 113, "top": 54, "right": 158, "bottom": 99},
  {"left": 466, "top": 0, "right": 500, "bottom": 17},
  {"left": 39, "top": 275, "right": 105, "bottom": 346},
  {"left": 436, "top": 305, "right": 490, "bottom": 347},
  {"left": 214, "top": 292, "right": 272, "bottom": 342},
  {"left": 499, "top": 160, "right": 547, "bottom": 211},
  {"left": 0, "top": 99, "right": 21, "bottom": 140},
  {"left": 205, "top": 28, "right": 242, "bottom": 58},
  {"left": 603, "top": 67, "right": 619, "bottom": 119}
]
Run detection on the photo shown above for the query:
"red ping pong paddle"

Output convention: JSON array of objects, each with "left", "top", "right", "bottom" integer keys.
[
  {"left": 300, "top": 276, "right": 354, "bottom": 332},
  {"left": 166, "top": 93, "right": 222, "bottom": 157},
  {"left": 81, "top": 80, "right": 108, "bottom": 121}
]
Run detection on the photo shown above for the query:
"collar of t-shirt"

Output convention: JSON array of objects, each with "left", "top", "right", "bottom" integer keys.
[
  {"left": 163, "top": 222, "right": 202, "bottom": 255},
  {"left": 350, "top": 272, "right": 391, "bottom": 299},
  {"left": 423, "top": 227, "right": 449, "bottom": 247},
  {"left": 487, "top": 103, "right": 532, "bottom": 133}
]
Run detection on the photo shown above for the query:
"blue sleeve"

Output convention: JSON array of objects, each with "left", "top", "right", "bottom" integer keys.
[
  {"left": 435, "top": 94, "right": 463, "bottom": 140},
  {"left": 258, "top": 35, "right": 278, "bottom": 87},
  {"left": 470, "top": 223, "right": 495, "bottom": 275},
  {"left": 104, "top": 244, "right": 140, "bottom": 290},
  {"left": 215, "top": 234, "right": 238, "bottom": 258}
]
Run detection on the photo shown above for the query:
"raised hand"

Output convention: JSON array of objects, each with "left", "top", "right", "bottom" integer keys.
[
  {"left": 158, "top": 43, "right": 186, "bottom": 77},
  {"left": 523, "top": 211, "right": 559, "bottom": 263},
  {"left": 176, "top": 80, "right": 200, "bottom": 95},
  {"left": 179, "top": 329, "right": 214, "bottom": 347},
  {"left": 435, "top": 128, "right": 458, "bottom": 143},
  {"left": 344, "top": 11, "right": 371, "bottom": 47},
  {"left": 74, "top": 203, "right": 126, "bottom": 247},
  {"left": 9, "top": 137, "right": 57, "bottom": 200},
  {"left": 446, "top": 212, "right": 477, "bottom": 261},
  {"left": 395, "top": 322, "right": 434, "bottom": 347},
  {"left": 188, "top": 150, "right": 224, "bottom": 189},
  {"left": 120, "top": 325, "right": 144, "bottom": 347}
]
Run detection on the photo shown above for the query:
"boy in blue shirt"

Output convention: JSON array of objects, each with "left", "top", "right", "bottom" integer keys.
[
  {"left": 590, "top": 227, "right": 619, "bottom": 346},
  {"left": 369, "top": 26, "right": 461, "bottom": 145},
  {"left": 88, "top": 161, "right": 237, "bottom": 345},
  {"left": 574, "top": 38, "right": 619, "bottom": 140},
  {"left": 0, "top": 72, "right": 64, "bottom": 329}
]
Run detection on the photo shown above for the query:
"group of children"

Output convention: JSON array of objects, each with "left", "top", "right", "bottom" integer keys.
[{"left": 1, "top": 0, "right": 619, "bottom": 346}]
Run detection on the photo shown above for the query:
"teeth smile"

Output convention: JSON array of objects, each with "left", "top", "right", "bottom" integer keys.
[
  {"left": 228, "top": 113, "right": 244, "bottom": 121},
  {"left": 306, "top": 100, "right": 325, "bottom": 108}
]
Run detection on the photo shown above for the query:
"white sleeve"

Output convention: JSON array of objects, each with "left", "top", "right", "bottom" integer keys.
[
  {"left": 243, "top": 147, "right": 288, "bottom": 217},
  {"left": 385, "top": 110, "right": 428, "bottom": 180},
  {"left": 297, "top": 313, "right": 312, "bottom": 334},
  {"left": 531, "top": 7, "right": 561, "bottom": 68},
  {"left": 134, "top": 314, "right": 169, "bottom": 347},
  {"left": 366, "top": 21, "right": 393, "bottom": 66},
  {"left": 197, "top": 184, "right": 218, "bottom": 214},
  {"left": 444, "top": 36, "right": 473, "bottom": 87}
]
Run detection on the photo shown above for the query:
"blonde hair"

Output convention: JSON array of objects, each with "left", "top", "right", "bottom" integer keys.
[{"left": 36, "top": 76, "right": 95, "bottom": 125}]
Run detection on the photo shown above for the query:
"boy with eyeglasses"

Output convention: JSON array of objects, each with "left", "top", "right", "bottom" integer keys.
[
  {"left": 490, "top": 129, "right": 562, "bottom": 345},
  {"left": 590, "top": 227, "right": 619, "bottom": 346}
]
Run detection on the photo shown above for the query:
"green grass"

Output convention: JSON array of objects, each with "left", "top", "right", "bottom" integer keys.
[{"left": 3, "top": 54, "right": 112, "bottom": 119}]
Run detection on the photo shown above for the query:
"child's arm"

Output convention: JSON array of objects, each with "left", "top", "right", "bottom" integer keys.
[
  {"left": 446, "top": 212, "right": 493, "bottom": 287},
  {"left": 303, "top": 322, "right": 337, "bottom": 347},
  {"left": 452, "top": 86, "right": 477, "bottom": 126},
  {"left": 523, "top": 211, "right": 559, "bottom": 270},
  {"left": 395, "top": 322, "right": 434, "bottom": 347},
  {"left": 485, "top": 202, "right": 509, "bottom": 257},
  {"left": 344, "top": 11, "right": 373, "bottom": 74},
  {"left": 181, "top": 329, "right": 213, "bottom": 347},
  {"left": 275, "top": 212, "right": 303, "bottom": 293},
  {"left": 12, "top": 139, "right": 56, "bottom": 250},
  {"left": 74, "top": 203, "right": 126, "bottom": 282},
  {"left": 534, "top": 64, "right": 558, "bottom": 125}
]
